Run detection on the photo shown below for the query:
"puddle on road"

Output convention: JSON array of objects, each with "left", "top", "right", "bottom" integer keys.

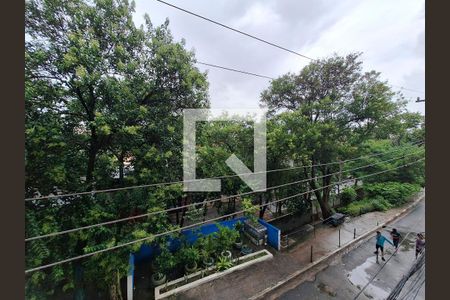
[
  {"left": 400, "top": 238, "right": 415, "bottom": 252},
  {"left": 317, "top": 282, "right": 337, "bottom": 297},
  {"left": 347, "top": 256, "right": 390, "bottom": 300}
]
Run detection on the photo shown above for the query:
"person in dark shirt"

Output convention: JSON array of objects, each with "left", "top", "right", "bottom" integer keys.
[{"left": 390, "top": 228, "right": 401, "bottom": 251}]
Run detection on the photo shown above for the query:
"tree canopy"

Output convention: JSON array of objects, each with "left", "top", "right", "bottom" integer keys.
[
  {"left": 26, "top": 0, "right": 208, "bottom": 298},
  {"left": 25, "top": 1, "right": 424, "bottom": 299}
]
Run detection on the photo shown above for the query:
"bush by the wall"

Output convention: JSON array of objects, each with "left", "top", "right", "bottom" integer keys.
[
  {"left": 339, "top": 196, "right": 392, "bottom": 216},
  {"left": 339, "top": 182, "right": 421, "bottom": 216},
  {"left": 355, "top": 186, "right": 365, "bottom": 200},
  {"left": 340, "top": 187, "right": 357, "bottom": 206},
  {"left": 364, "top": 182, "right": 421, "bottom": 206}
]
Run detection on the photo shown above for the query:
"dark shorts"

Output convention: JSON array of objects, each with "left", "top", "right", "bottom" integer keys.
[
  {"left": 376, "top": 244, "right": 384, "bottom": 252},
  {"left": 393, "top": 239, "right": 399, "bottom": 248}
]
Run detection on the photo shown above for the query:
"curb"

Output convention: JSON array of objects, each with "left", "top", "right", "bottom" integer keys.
[{"left": 249, "top": 191, "right": 425, "bottom": 300}]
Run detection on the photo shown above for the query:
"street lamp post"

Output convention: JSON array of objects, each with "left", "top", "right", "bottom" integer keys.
[{"left": 416, "top": 97, "right": 425, "bottom": 102}]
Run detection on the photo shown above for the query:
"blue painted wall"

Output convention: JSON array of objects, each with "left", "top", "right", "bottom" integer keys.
[
  {"left": 258, "top": 219, "right": 281, "bottom": 250},
  {"left": 132, "top": 217, "right": 248, "bottom": 263},
  {"left": 132, "top": 216, "right": 282, "bottom": 263},
  {"left": 181, "top": 217, "right": 247, "bottom": 245}
]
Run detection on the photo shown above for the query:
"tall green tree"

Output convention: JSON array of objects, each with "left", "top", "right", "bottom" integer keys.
[
  {"left": 25, "top": 0, "right": 209, "bottom": 299},
  {"left": 261, "top": 53, "right": 406, "bottom": 218}
]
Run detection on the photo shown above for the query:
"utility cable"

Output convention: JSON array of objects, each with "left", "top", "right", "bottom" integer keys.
[
  {"left": 155, "top": 0, "right": 314, "bottom": 61},
  {"left": 354, "top": 211, "right": 426, "bottom": 300},
  {"left": 155, "top": 0, "right": 424, "bottom": 94},
  {"left": 25, "top": 140, "right": 423, "bottom": 202},
  {"left": 25, "top": 158, "right": 424, "bottom": 273},
  {"left": 197, "top": 61, "right": 274, "bottom": 80},
  {"left": 25, "top": 150, "right": 423, "bottom": 242}
]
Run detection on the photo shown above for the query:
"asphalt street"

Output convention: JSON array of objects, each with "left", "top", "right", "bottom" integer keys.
[{"left": 278, "top": 199, "right": 425, "bottom": 300}]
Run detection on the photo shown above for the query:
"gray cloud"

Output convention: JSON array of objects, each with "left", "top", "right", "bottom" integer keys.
[{"left": 133, "top": 0, "right": 424, "bottom": 114}]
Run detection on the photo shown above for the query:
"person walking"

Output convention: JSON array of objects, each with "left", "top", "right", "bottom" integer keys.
[
  {"left": 374, "top": 231, "right": 394, "bottom": 261},
  {"left": 415, "top": 233, "right": 425, "bottom": 259},
  {"left": 390, "top": 228, "right": 401, "bottom": 252}
]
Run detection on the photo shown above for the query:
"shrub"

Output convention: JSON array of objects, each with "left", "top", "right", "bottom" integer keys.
[
  {"left": 234, "top": 221, "right": 244, "bottom": 233},
  {"left": 155, "top": 248, "right": 178, "bottom": 275},
  {"left": 364, "top": 182, "right": 421, "bottom": 206},
  {"left": 195, "top": 235, "right": 215, "bottom": 260},
  {"left": 241, "top": 198, "right": 258, "bottom": 223},
  {"left": 178, "top": 246, "right": 200, "bottom": 266},
  {"left": 213, "top": 225, "right": 240, "bottom": 255},
  {"left": 340, "top": 187, "right": 357, "bottom": 206},
  {"left": 216, "top": 256, "right": 233, "bottom": 271},
  {"left": 355, "top": 186, "right": 365, "bottom": 200},
  {"left": 371, "top": 196, "right": 393, "bottom": 211},
  {"left": 340, "top": 197, "right": 392, "bottom": 216}
]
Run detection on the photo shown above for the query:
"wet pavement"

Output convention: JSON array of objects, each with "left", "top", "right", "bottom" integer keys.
[
  {"left": 165, "top": 192, "right": 424, "bottom": 300},
  {"left": 277, "top": 199, "right": 425, "bottom": 300}
]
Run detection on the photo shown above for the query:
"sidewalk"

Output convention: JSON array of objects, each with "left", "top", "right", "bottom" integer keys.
[{"left": 172, "top": 191, "right": 425, "bottom": 300}]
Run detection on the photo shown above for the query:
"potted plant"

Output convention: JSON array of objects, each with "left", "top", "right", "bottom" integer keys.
[
  {"left": 234, "top": 221, "right": 244, "bottom": 234},
  {"left": 216, "top": 256, "right": 233, "bottom": 271},
  {"left": 240, "top": 244, "right": 253, "bottom": 255},
  {"left": 241, "top": 198, "right": 258, "bottom": 224},
  {"left": 214, "top": 225, "right": 239, "bottom": 258},
  {"left": 234, "top": 222, "right": 244, "bottom": 249},
  {"left": 221, "top": 249, "right": 232, "bottom": 260},
  {"left": 152, "top": 248, "right": 177, "bottom": 286},
  {"left": 179, "top": 246, "right": 200, "bottom": 274},
  {"left": 197, "top": 235, "right": 215, "bottom": 267},
  {"left": 234, "top": 236, "right": 243, "bottom": 249},
  {"left": 201, "top": 249, "right": 215, "bottom": 267}
]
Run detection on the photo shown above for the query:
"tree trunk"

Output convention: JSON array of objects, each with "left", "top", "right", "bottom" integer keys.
[
  {"left": 259, "top": 194, "right": 267, "bottom": 219},
  {"left": 175, "top": 197, "right": 181, "bottom": 225},
  {"left": 316, "top": 194, "right": 333, "bottom": 219},
  {"left": 118, "top": 153, "right": 124, "bottom": 185},
  {"left": 319, "top": 170, "right": 334, "bottom": 218},
  {"left": 74, "top": 262, "right": 85, "bottom": 300},
  {"left": 309, "top": 166, "right": 333, "bottom": 219},
  {"left": 180, "top": 195, "right": 191, "bottom": 227},
  {"left": 109, "top": 270, "right": 123, "bottom": 300},
  {"left": 202, "top": 200, "right": 208, "bottom": 221},
  {"left": 86, "top": 129, "right": 98, "bottom": 187}
]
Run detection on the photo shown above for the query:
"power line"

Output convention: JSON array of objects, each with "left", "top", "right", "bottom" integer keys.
[
  {"left": 25, "top": 158, "right": 424, "bottom": 273},
  {"left": 388, "top": 252, "right": 425, "bottom": 300},
  {"left": 197, "top": 61, "right": 274, "bottom": 80},
  {"left": 197, "top": 60, "right": 426, "bottom": 98},
  {"left": 390, "top": 85, "right": 425, "bottom": 95},
  {"left": 25, "top": 150, "right": 424, "bottom": 242},
  {"left": 354, "top": 212, "right": 426, "bottom": 300},
  {"left": 155, "top": 0, "right": 315, "bottom": 61},
  {"left": 398, "top": 266, "right": 425, "bottom": 300},
  {"left": 353, "top": 232, "right": 413, "bottom": 299},
  {"left": 25, "top": 140, "right": 423, "bottom": 202},
  {"left": 395, "top": 261, "right": 425, "bottom": 300},
  {"left": 155, "top": 1, "right": 424, "bottom": 95},
  {"left": 409, "top": 279, "right": 425, "bottom": 300}
]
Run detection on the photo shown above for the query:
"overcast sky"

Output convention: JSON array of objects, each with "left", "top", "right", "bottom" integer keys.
[{"left": 132, "top": 0, "right": 425, "bottom": 115}]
